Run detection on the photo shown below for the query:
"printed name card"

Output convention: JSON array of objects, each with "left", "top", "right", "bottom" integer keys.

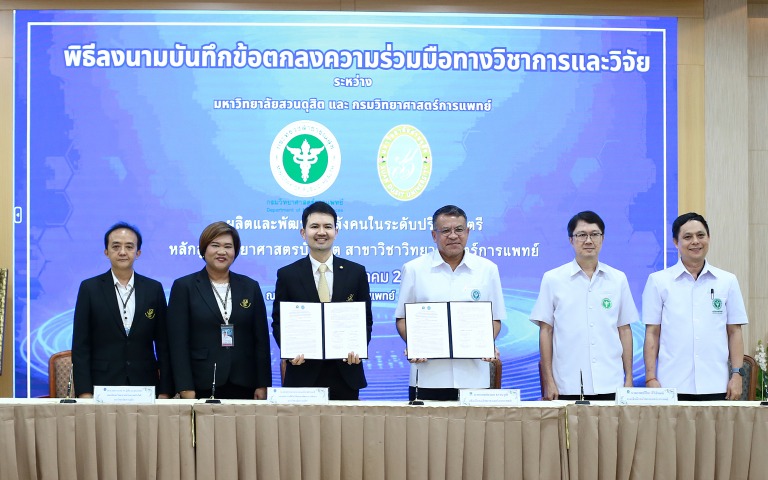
[
  {"left": 459, "top": 389, "right": 521, "bottom": 406},
  {"left": 93, "top": 386, "right": 156, "bottom": 404},
  {"left": 267, "top": 387, "right": 329, "bottom": 404},
  {"left": 616, "top": 387, "right": 678, "bottom": 405}
]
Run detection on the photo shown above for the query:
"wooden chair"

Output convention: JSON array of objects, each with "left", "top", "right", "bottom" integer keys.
[
  {"left": 48, "top": 350, "right": 75, "bottom": 398},
  {"left": 490, "top": 358, "right": 502, "bottom": 389},
  {"left": 740, "top": 354, "right": 758, "bottom": 401}
]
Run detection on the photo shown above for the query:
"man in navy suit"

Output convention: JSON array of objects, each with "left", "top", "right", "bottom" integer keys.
[
  {"left": 72, "top": 222, "right": 173, "bottom": 398},
  {"left": 272, "top": 201, "right": 373, "bottom": 400}
]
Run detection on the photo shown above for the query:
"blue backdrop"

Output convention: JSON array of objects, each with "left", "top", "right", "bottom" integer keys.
[{"left": 13, "top": 10, "right": 677, "bottom": 399}]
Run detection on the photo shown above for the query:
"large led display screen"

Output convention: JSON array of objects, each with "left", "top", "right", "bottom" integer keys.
[{"left": 14, "top": 10, "right": 677, "bottom": 398}]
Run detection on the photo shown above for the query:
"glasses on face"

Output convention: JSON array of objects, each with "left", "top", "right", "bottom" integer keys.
[
  {"left": 571, "top": 232, "right": 603, "bottom": 242},
  {"left": 436, "top": 226, "right": 467, "bottom": 237}
]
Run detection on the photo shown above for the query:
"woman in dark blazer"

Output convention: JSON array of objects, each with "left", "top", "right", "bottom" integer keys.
[{"left": 167, "top": 221, "right": 271, "bottom": 399}]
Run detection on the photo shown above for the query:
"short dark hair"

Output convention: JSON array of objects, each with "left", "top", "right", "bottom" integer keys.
[
  {"left": 302, "top": 201, "right": 337, "bottom": 229},
  {"left": 199, "top": 221, "right": 241, "bottom": 258},
  {"left": 432, "top": 205, "right": 467, "bottom": 228},
  {"left": 567, "top": 211, "right": 605, "bottom": 237},
  {"left": 104, "top": 222, "right": 142, "bottom": 250},
  {"left": 672, "top": 212, "right": 709, "bottom": 240}
]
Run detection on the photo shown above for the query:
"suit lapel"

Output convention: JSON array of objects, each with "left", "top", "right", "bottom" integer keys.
[
  {"left": 130, "top": 274, "right": 146, "bottom": 336},
  {"left": 99, "top": 270, "right": 128, "bottom": 337},
  {"left": 298, "top": 257, "right": 321, "bottom": 302},
  {"left": 330, "top": 258, "right": 349, "bottom": 302},
  {"left": 228, "top": 272, "right": 248, "bottom": 324},
  {"left": 195, "top": 268, "right": 224, "bottom": 324}
]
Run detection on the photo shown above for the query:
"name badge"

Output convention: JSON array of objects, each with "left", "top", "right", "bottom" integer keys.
[
  {"left": 267, "top": 387, "right": 329, "bottom": 404},
  {"left": 616, "top": 387, "right": 678, "bottom": 405},
  {"left": 459, "top": 389, "right": 521, "bottom": 406},
  {"left": 221, "top": 324, "right": 234, "bottom": 347},
  {"left": 94, "top": 386, "right": 156, "bottom": 404}
]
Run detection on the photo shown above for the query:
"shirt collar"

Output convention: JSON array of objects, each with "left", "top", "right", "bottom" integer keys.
[
  {"left": 671, "top": 258, "right": 716, "bottom": 280},
  {"left": 111, "top": 270, "right": 135, "bottom": 289},
  {"left": 429, "top": 248, "right": 474, "bottom": 270},
  {"left": 568, "top": 258, "right": 605, "bottom": 278},
  {"left": 309, "top": 254, "right": 334, "bottom": 272}
]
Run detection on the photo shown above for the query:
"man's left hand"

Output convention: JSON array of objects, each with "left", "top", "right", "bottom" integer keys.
[
  {"left": 343, "top": 352, "right": 361, "bottom": 364},
  {"left": 482, "top": 346, "right": 500, "bottom": 363},
  {"left": 254, "top": 387, "right": 267, "bottom": 400},
  {"left": 725, "top": 374, "right": 742, "bottom": 400}
]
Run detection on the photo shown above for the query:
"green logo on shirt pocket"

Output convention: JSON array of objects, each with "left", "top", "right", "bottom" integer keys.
[{"left": 602, "top": 298, "right": 612, "bottom": 309}]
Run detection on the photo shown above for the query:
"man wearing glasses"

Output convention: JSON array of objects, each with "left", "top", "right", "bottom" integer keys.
[
  {"left": 642, "top": 212, "right": 747, "bottom": 401},
  {"left": 530, "top": 211, "right": 638, "bottom": 400},
  {"left": 395, "top": 205, "right": 506, "bottom": 401}
]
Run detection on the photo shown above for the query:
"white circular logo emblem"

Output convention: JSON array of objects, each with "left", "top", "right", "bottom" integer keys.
[
  {"left": 377, "top": 125, "right": 432, "bottom": 201},
  {"left": 270, "top": 120, "right": 341, "bottom": 197}
]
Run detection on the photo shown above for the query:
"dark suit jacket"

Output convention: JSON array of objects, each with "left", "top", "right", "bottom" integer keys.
[
  {"left": 71, "top": 270, "right": 173, "bottom": 396},
  {"left": 167, "top": 268, "right": 272, "bottom": 394},
  {"left": 272, "top": 256, "right": 373, "bottom": 390}
]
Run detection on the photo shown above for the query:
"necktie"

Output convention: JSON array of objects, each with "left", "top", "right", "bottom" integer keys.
[{"left": 317, "top": 264, "right": 330, "bottom": 302}]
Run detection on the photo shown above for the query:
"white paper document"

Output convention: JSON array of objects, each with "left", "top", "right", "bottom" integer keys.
[
  {"left": 405, "top": 301, "right": 495, "bottom": 359},
  {"left": 280, "top": 302, "right": 324, "bottom": 359},
  {"left": 449, "top": 301, "right": 495, "bottom": 358},
  {"left": 405, "top": 302, "right": 451, "bottom": 359},
  {"left": 279, "top": 301, "right": 368, "bottom": 359},
  {"left": 323, "top": 302, "right": 368, "bottom": 359}
]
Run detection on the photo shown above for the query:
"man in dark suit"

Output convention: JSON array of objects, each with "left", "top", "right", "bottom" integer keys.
[
  {"left": 272, "top": 201, "right": 373, "bottom": 400},
  {"left": 72, "top": 222, "right": 173, "bottom": 398}
]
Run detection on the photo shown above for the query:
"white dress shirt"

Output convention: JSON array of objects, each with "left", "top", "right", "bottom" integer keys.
[
  {"left": 395, "top": 249, "right": 506, "bottom": 389},
  {"left": 642, "top": 259, "right": 748, "bottom": 394},
  {"left": 111, "top": 270, "right": 136, "bottom": 335},
  {"left": 529, "top": 260, "right": 638, "bottom": 394}
]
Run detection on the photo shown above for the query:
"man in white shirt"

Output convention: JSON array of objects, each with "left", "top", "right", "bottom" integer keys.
[
  {"left": 530, "top": 211, "right": 637, "bottom": 400},
  {"left": 395, "top": 205, "right": 506, "bottom": 401},
  {"left": 643, "top": 212, "right": 748, "bottom": 400}
]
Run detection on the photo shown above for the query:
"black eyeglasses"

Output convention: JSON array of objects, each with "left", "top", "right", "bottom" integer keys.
[
  {"left": 571, "top": 232, "right": 603, "bottom": 242},
  {"left": 436, "top": 226, "right": 467, "bottom": 237}
]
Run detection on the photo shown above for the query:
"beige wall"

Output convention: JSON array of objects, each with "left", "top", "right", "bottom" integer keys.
[
  {"left": 750, "top": 2, "right": 768, "bottom": 357},
  {"left": 1, "top": 0, "right": 762, "bottom": 396}
]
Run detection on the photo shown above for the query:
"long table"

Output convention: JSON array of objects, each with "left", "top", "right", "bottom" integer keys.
[
  {"left": 0, "top": 400, "right": 195, "bottom": 480},
  {"left": 2, "top": 399, "right": 767, "bottom": 480},
  {"left": 193, "top": 403, "right": 566, "bottom": 480},
  {"left": 567, "top": 403, "right": 768, "bottom": 480}
]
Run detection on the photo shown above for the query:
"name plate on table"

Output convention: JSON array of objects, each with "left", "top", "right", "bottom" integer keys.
[
  {"left": 267, "top": 387, "right": 329, "bottom": 404},
  {"left": 616, "top": 387, "right": 678, "bottom": 405},
  {"left": 93, "top": 386, "right": 156, "bottom": 404},
  {"left": 459, "top": 389, "right": 521, "bottom": 406}
]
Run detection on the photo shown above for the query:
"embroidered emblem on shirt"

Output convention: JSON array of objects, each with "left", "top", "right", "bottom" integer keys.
[
  {"left": 145, "top": 309, "right": 155, "bottom": 319},
  {"left": 712, "top": 298, "right": 723, "bottom": 311},
  {"left": 241, "top": 299, "right": 252, "bottom": 308},
  {"left": 601, "top": 298, "right": 612, "bottom": 309},
  {"left": 347, "top": 294, "right": 355, "bottom": 301},
  {"left": 471, "top": 289, "right": 481, "bottom": 300}
]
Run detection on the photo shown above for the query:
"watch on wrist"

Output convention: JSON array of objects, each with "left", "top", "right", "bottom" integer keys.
[{"left": 731, "top": 367, "right": 746, "bottom": 377}]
